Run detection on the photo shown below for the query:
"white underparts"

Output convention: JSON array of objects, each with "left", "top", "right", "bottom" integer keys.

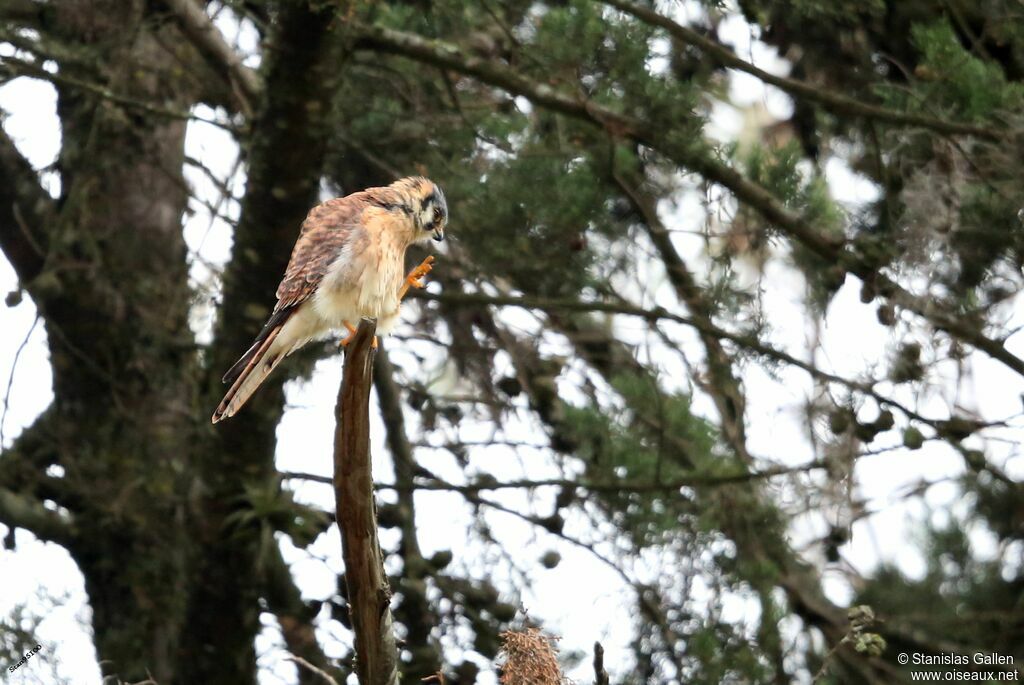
[{"left": 273, "top": 234, "right": 407, "bottom": 366}]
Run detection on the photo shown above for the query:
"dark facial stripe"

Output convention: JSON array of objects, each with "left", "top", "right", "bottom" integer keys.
[
  {"left": 373, "top": 199, "right": 413, "bottom": 216},
  {"left": 427, "top": 186, "right": 448, "bottom": 223}
]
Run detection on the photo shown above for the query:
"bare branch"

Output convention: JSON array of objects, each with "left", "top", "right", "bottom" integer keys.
[
  {"left": 593, "top": 642, "right": 610, "bottom": 685},
  {"left": 0, "top": 125, "right": 53, "bottom": 285},
  {"left": 163, "top": 0, "right": 261, "bottom": 115},
  {"left": 426, "top": 464, "right": 688, "bottom": 675},
  {"left": 283, "top": 461, "right": 829, "bottom": 493},
  {"left": 333, "top": 320, "right": 399, "bottom": 685},
  {"left": 0, "top": 56, "right": 239, "bottom": 132},
  {"left": 409, "top": 289, "right": 943, "bottom": 429},
  {"left": 0, "top": 486, "right": 73, "bottom": 545},
  {"left": 285, "top": 655, "right": 341, "bottom": 685},
  {"left": 0, "top": 407, "right": 73, "bottom": 516},
  {"left": 1, "top": 314, "right": 40, "bottom": 446},
  {"left": 264, "top": 545, "right": 342, "bottom": 685}
]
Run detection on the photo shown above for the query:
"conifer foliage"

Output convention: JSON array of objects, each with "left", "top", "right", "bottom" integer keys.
[{"left": 0, "top": 1, "right": 1021, "bottom": 683}]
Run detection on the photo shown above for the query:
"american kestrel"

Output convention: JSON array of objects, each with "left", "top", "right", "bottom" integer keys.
[{"left": 212, "top": 176, "right": 447, "bottom": 423}]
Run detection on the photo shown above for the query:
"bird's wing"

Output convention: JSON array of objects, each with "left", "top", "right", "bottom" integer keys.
[
  {"left": 274, "top": 194, "right": 370, "bottom": 312},
  {"left": 218, "top": 195, "right": 368, "bottom": 389}
]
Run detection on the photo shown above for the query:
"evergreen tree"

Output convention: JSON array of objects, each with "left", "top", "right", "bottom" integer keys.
[{"left": 0, "top": 1, "right": 1020, "bottom": 682}]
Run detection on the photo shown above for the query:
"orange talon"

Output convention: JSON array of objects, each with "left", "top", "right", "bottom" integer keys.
[
  {"left": 399, "top": 255, "right": 436, "bottom": 300},
  {"left": 338, "top": 320, "right": 357, "bottom": 348},
  {"left": 339, "top": 320, "right": 378, "bottom": 349}
]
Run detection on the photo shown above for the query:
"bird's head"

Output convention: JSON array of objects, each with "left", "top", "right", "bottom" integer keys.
[{"left": 392, "top": 176, "right": 448, "bottom": 243}]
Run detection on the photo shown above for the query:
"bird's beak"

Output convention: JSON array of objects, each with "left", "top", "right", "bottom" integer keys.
[{"left": 432, "top": 227, "right": 445, "bottom": 242}]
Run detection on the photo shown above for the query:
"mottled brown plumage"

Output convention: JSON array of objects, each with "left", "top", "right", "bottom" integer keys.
[{"left": 212, "top": 177, "right": 447, "bottom": 423}]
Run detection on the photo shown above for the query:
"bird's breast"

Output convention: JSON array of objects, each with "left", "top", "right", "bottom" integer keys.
[
  {"left": 355, "top": 244, "right": 402, "bottom": 317},
  {"left": 313, "top": 225, "right": 405, "bottom": 326}
]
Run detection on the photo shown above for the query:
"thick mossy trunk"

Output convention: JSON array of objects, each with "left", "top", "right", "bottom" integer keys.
[
  {"left": 35, "top": 2, "right": 200, "bottom": 681},
  {"left": 11, "top": 2, "right": 347, "bottom": 681}
]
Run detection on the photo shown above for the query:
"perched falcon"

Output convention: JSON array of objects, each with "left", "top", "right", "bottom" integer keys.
[{"left": 212, "top": 176, "right": 447, "bottom": 423}]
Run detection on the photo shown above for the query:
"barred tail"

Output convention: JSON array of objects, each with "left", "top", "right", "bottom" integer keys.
[{"left": 211, "top": 323, "right": 286, "bottom": 423}]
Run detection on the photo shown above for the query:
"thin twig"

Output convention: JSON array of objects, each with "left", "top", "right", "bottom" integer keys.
[
  {"left": 408, "top": 289, "right": 941, "bottom": 428},
  {"left": 283, "top": 460, "right": 828, "bottom": 493},
  {"left": 286, "top": 654, "right": 341, "bottom": 685},
  {"left": 0, "top": 56, "right": 239, "bottom": 133},
  {"left": 0, "top": 313, "right": 40, "bottom": 447}
]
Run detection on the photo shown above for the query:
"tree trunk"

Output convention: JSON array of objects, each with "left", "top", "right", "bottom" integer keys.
[
  {"left": 1, "top": 2, "right": 343, "bottom": 682},
  {"left": 38, "top": 2, "right": 196, "bottom": 680},
  {"left": 179, "top": 2, "right": 343, "bottom": 682}
]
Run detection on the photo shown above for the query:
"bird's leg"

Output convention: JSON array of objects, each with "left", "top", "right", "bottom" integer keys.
[
  {"left": 338, "top": 320, "right": 358, "bottom": 348},
  {"left": 339, "top": 257, "right": 434, "bottom": 351},
  {"left": 398, "top": 255, "right": 435, "bottom": 300},
  {"left": 339, "top": 320, "right": 379, "bottom": 349}
]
